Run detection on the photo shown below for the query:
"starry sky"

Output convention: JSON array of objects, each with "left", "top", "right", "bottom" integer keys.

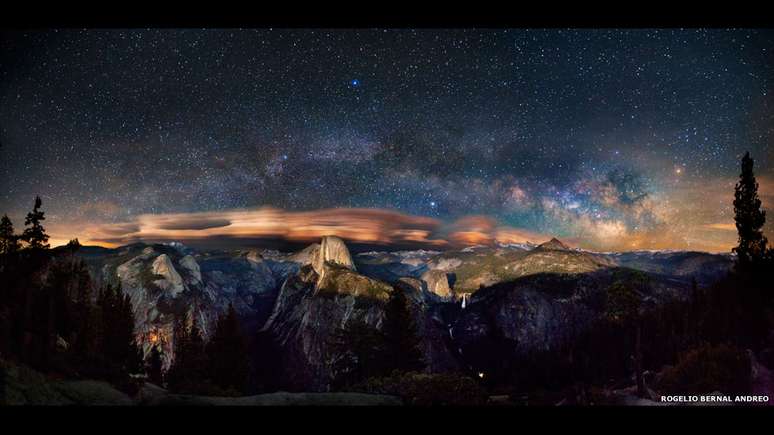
[{"left": 1, "top": 28, "right": 772, "bottom": 252}]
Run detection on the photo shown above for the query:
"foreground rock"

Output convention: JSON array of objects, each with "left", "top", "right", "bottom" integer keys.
[
  {"left": 1, "top": 360, "right": 133, "bottom": 406},
  {"left": 1, "top": 359, "right": 401, "bottom": 406}
]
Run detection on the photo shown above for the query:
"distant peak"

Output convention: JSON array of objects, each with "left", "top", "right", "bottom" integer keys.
[
  {"left": 538, "top": 237, "right": 570, "bottom": 251},
  {"left": 311, "top": 236, "right": 356, "bottom": 281},
  {"left": 315, "top": 236, "right": 354, "bottom": 267}
]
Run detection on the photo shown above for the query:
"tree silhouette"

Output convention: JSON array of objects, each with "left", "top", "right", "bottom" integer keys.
[
  {"left": 97, "top": 282, "right": 142, "bottom": 375},
  {"left": 329, "top": 318, "right": 386, "bottom": 388},
  {"left": 206, "top": 304, "right": 248, "bottom": 393},
  {"left": 166, "top": 310, "right": 207, "bottom": 393},
  {"left": 0, "top": 214, "right": 19, "bottom": 255},
  {"left": 605, "top": 272, "right": 648, "bottom": 398},
  {"left": 21, "top": 196, "right": 49, "bottom": 250},
  {"left": 733, "top": 152, "right": 768, "bottom": 270},
  {"left": 381, "top": 286, "right": 424, "bottom": 374},
  {"left": 146, "top": 344, "right": 164, "bottom": 386}
]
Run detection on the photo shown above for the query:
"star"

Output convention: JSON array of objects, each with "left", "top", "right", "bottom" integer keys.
[{"left": 0, "top": 28, "right": 770, "bottom": 253}]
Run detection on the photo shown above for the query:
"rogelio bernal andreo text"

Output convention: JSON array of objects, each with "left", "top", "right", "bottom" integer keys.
[{"left": 660, "top": 395, "right": 769, "bottom": 404}]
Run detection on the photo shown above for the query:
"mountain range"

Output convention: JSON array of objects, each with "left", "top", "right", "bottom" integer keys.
[{"left": 68, "top": 236, "right": 733, "bottom": 391}]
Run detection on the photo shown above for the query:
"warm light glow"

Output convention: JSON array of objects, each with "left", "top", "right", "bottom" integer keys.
[{"left": 42, "top": 175, "right": 772, "bottom": 254}]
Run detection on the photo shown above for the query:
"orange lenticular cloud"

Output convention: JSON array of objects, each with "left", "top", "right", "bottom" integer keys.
[
  {"left": 81, "top": 207, "right": 449, "bottom": 248},
  {"left": 69, "top": 207, "right": 556, "bottom": 250}
]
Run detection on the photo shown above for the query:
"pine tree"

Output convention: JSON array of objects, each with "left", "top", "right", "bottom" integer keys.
[
  {"left": 605, "top": 273, "right": 647, "bottom": 398},
  {"left": 95, "top": 282, "right": 141, "bottom": 374},
  {"left": 0, "top": 214, "right": 19, "bottom": 255},
  {"left": 118, "top": 288, "right": 143, "bottom": 373},
  {"left": 206, "top": 304, "right": 248, "bottom": 392},
  {"left": 733, "top": 152, "right": 768, "bottom": 270},
  {"left": 329, "top": 318, "right": 386, "bottom": 388},
  {"left": 248, "top": 330, "right": 283, "bottom": 393},
  {"left": 97, "top": 283, "right": 116, "bottom": 359},
  {"left": 73, "top": 289, "right": 96, "bottom": 360},
  {"left": 381, "top": 286, "right": 424, "bottom": 374},
  {"left": 187, "top": 318, "right": 206, "bottom": 379},
  {"left": 166, "top": 310, "right": 207, "bottom": 392},
  {"left": 146, "top": 344, "right": 164, "bottom": 386},
  {"left": 21, "top": 196, "right": 49, "bottom": 250},
  {"left": 66, "top": 238, "right": 81, "bottom": 253}
]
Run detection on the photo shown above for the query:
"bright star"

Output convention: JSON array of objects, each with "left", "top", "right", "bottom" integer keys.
[{"left": 351, "top": 79, "right": 360, "bottom": 87}]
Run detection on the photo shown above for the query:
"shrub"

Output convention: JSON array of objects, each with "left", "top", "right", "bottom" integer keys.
[{"left": 657, "top": 343, "right": 751, "bottom": 395}]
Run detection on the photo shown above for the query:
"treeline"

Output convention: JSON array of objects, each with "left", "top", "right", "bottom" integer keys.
[
  {"left": 0, "top": 197, "right": 143, "bottom": 390},
  {"left": 159, "top": 304, "right": 250, "bottom": 396},
  {"left": 0, "top": 198, "right": 253, "bottom": 396}
]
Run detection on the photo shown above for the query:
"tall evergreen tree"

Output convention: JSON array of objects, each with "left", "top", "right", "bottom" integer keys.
[
  {"left": 248, "top": 330, "right": 283, "bottom": 393},
  {"left": 329, "top": 318, "right": 386, "bottom": 388},
  {"left": 733, "top": 152, "right": 768, "bottom": 269},
  {"left": 119, "top": 288, "right": 143, "bottom": 373},
  {"left": 166, "top": 310, "right": 207, "bottom": 392},
  {"left": 605, "top": 273, "right": 648, "bottom": 398},
  {"left": 21, "top": 196, "right": 49, "bottom": 250},
  {"left": 0, "top": 214, "right": 19, "bottom": 255},
  {"left": 381, "top": 286, "right": 424, "bottom": 374},
  {"left": 206, "top": 304, "right": 248, "bottom": 392},
  {"left": 166, "top": 313, "right": 190, "bottom": 389},
  {"left": 96, "top": 282, "right": 142, "bottom": 374},
  {"left": 187, "top": 318, "right": 206, "bottom": 377},
  {"left": 146, "top": 344, "right": 164, "bottom": 386}
]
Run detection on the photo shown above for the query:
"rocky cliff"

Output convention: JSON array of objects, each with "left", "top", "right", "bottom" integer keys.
[
  {"left": 74, "top": 236, "right": 732, "bottom": 389},
  {"left": 79, "top": 242, "right": 297, "bottom": 369},
  {"left": 263, "top": 237, "right": 391, "bottom": 390}
]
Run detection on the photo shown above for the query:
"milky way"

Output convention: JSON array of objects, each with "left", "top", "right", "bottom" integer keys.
[{"left": 1, "top": 29, "right": 772, "bottom": 252}]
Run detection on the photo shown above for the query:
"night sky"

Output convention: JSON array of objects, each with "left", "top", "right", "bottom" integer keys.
[{"left": 1, "top": 29, "right": 772, "bottom": 252}]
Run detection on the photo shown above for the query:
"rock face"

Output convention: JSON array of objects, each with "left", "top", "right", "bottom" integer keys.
[
  {"left": 179, "top": 255, "right": 202, "bottom": 286},
  {"left": 263, "top": 264, "right": 389, "bottom": 391},
  {"left": 151, "top": 254, "right": 185, "bottom": 296},
  {"left": 311, "top": 236, "right": 355, "bottom": 283},
  {"left": 79, "top": 243, "right": 299, "bottom": 370},
  {"left": 448, "top": 267, "right": 695, "bottom": 373},
  {"left": 393, "top": 278, "right": 463, "bottom": 374},
  {"left": 263, "top": 237, "right": 465, "bottom": 391},
  {"left": 420, "top": 269, "right": 453, "bottom": 300}
]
